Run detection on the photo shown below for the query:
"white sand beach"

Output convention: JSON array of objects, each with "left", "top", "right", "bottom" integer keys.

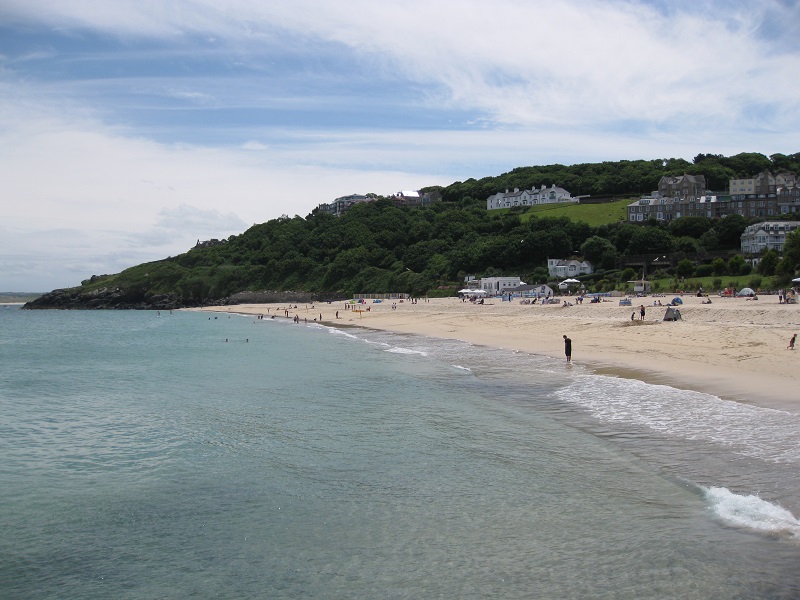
[{"left": 196, "top": 294, "right": 800, "bottom": 413}]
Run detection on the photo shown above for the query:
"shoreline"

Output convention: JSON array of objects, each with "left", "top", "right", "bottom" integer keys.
[{"left": 192, "top": 295, "right": 800, "bottom": 414}]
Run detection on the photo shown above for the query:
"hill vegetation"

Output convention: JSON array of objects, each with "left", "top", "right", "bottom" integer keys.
[
  {"left": 25, "top": 152, "right": 800, "bottom": 309},
  {"left": 518, "top": 198, "right": 632, "bottom": 227},
  {"left": 0, "top": 292, "right": 42, "bottom": 303}
]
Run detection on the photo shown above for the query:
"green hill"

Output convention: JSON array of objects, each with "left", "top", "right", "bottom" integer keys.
[
  {"left": 0, "top": 292, "right": 42, "bottom": 303},
  {"left": 520, "top": 198, "right": 632, "bottom": 227},
  {"left": 23, "top": 151, "right": 800, "bottom": 309}
]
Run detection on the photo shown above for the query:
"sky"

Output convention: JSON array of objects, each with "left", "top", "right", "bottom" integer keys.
[{"left": 2, "top": 1, "right": 799, "bottom": 291}]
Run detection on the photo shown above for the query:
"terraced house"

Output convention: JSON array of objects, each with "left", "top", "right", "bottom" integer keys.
[
  {"left": 627, "top": 170, "right": 799, "bottom": 223},
  {"left": 486, "top": 184, "right": 576, "bottom": 210}
]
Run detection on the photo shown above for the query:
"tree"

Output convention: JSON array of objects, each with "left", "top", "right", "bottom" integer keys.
[
  {"left": 780, "top": 230, "right": 800, "bottom": 274},
  {"left": 676, "top": 259, "right": 695, "bottom": 278},
  {"left": 675, "top": 236, "right": 700, "bottom": 254},
  {"left": 774, "top": 258, "right": 795, "bottom": 285},
  {"left": 427, "top": 253, "right": 452, "bottom": 279},
  {"left": 668, "top": 216, "right": 712, "bottom": 239},
  {"left": 699, "top": 229, "right": 720, "bottom": 251},
  {"left": 711, "top": 257, "right": 727, "bottom": 276},
  {"left": 580, "top": 236, "right": 618, "bottom": 268},
  {"left": 626, "top": 227, "right": 675, "bottom": 255},
  {"left": 756, "top": 249, "right": 779, "bottom": 276},
  {"left": 714, "top": 214, "right": 747, "bottom": 248},
  {"left": 727, "top": 254, "right": 745, "bottom": 275}
]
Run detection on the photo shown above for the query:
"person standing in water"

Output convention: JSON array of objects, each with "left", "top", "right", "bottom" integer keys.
[{"left": 563, "top": 335, "right": 572, "bottom": 362}]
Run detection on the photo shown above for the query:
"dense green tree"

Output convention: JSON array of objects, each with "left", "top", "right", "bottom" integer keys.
[
  {"left": 756, "top": 249, "right": 779, "bottom": 276},
  {"left": 714, "top": 214, "right": 748, "bottom": 248},
  {"left": 727, "top": 255, "right": 745, "bottom": 275},
  {"left": 668, "top": 216, "right": 713, "bottom": 238},
  {"left": 626, "top": 227, "right": 675, "bottom": 255},
  {"left": 580, "top": 236, "right": 618, "bottom": 269},
  {"left": 699, "top": 229, "right": 720, "bottom": 251},
  {"left": 774, "top": 258, "right": 795, "bottom": 285},
  {"left": 675, "top": 236, "right": 700, "bottom": 254},
  {"left": 780, "top": 230, "right": 800, "bottom": 273},
  {"left": 711, "top": 257, "right": 727, "bottom": 276},
  {"left": 676, "top": 259, "right": 695, "bottom": 278}
]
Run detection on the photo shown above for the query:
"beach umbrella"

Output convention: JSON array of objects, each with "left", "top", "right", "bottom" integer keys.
[
  {"left": 561, "top": 278, "right": 580, "bottom": 284},
  {"left": 792, "top": 277, "right": 800, "bottom": 283},
  {"left": 736, "top": 287, "right": 756, "bottom": 297},
  {"left": 458, "top": 289, "right": 474, "bottom": 293}
]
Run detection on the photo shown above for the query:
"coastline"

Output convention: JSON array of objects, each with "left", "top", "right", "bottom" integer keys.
[{"left": 193, "top": 294, "right": 800, "bottom": 414}]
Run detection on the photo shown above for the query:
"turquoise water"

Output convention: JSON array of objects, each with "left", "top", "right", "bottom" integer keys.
[{"left": 1, "top": 305, "right": 799, "bottom": 599}]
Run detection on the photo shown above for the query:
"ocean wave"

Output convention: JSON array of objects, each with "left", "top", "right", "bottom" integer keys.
[
  {"left": 555, "top": 374, "right": 800, "bottom": 464},
  {"left": 705, "top": 486, "right": 800, "bottom": 538},
  {"left": 327, "top": 327, "right": 360, "bottom": 340},
  {"left": 383, "top": 347, "right": 428, "bottom": 356}
]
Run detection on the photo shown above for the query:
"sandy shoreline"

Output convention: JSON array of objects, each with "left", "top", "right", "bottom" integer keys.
[{"left": 193, "top": 294, "right": 800, "bottom": 414}]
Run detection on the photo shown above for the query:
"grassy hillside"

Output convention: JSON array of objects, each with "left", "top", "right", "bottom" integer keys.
[{"left": 520, "top": 198, "right": 632, "bottom": 227}]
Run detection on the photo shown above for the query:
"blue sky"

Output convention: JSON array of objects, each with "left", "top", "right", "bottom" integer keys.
[{"left": 2, "top": 0, "right": 799, "bottom": 291}]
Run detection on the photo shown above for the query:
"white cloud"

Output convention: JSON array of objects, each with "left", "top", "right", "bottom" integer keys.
[
  {"left": 4, "top": 1, "right": 800, "bottom": 131},
  {"left": 2, "top": 0, "right": 799, "bottom": 291}
]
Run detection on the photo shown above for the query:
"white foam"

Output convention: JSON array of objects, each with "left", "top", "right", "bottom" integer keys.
[
  {"left": 555, "top": 374, "right": 800, "bottom": 464},
  {"left": 327, "top": 328, "right": 360, "bottom": 340},
  {"left": 384, "top": 347, "right": 428, "bottom": 356},
  {"left": 452, "top": 365, "right": 472, "bottom": 372},
  {"left": 704, "top": 486, "right": 800, "bottom": 537}
]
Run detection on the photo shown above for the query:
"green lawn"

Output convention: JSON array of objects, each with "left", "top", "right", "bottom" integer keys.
[
  {"left": 642, "top": 275, "right": 777, "bottom": 293},
  {"left": 519, "top": 198, "right": 632, "bottom": 227}
]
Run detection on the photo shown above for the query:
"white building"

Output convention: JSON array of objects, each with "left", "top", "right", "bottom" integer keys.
[
  {"left": 516, "top": 284, "right": 555, "bottom": 298},
  {"left": 487, "top": 184, "right": 575, "bottom": 210},
  {"left": 740, "top": 221, "right": 800, "bottom": 254},
  {"left": 480, "top": 276, "right": 525, "bottom": 294},
  {"left": 547, "top": 259, "right": 593, "bottom": 278}
]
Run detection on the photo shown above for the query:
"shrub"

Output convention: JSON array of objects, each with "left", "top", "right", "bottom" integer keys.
[
  {"left": 748, "top": 276, "right": 762, "bottom": 290},
  {"left": 676, "top": 259, "right": 695, "bottom": 278},
  {"left": 695, "top": 264, "right": 714, "bottom": 277},
  {"left": 728, "top": 255, "right": 745, "bottom": 274},
  {"left": 711, "top": 257, "right": 727, "bottom": 276},
  {"left": 712, "top": 278, "right": 722, "bottom": 290}
]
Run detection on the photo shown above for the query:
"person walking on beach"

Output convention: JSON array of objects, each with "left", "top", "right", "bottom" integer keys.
[
  {"left": 563, "top": 334, "right": 572, "bottom": 362},
  {"left": 788, "top": 333, "right": 796, "bottom": 350},
  {"left": 639, "top": 305, "right": 646, "bottom": 320}
]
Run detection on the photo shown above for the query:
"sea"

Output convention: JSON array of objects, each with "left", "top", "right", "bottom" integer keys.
[{"left": 1, "top": 304, "right": 799, "bottom": 599}]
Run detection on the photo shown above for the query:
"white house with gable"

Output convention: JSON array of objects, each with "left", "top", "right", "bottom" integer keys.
[
  {"left": 487, "top": 184, "right": 575, "bottom": 210},
  {"left": 547, "top": 258, "right": 593, "bottom": 278},
  {"left": 740, "top": 221, "right": 800, "bottom": 254}
]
